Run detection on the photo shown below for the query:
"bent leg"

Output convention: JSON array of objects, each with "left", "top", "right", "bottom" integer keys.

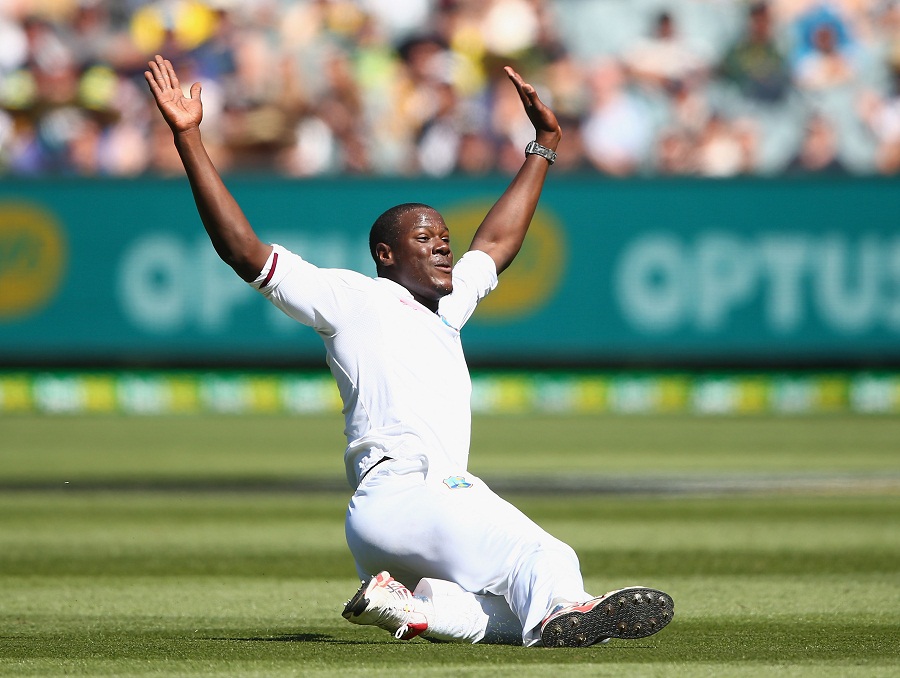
[
  {"left": 345, "top": 460, "right": 588, "bottom": 644},
  {"left": 413, "top": 578, "right": 523, "bottom": 644}
]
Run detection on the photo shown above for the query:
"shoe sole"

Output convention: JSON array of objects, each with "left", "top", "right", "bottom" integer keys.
[
  {"left": 342, "top": 576, "right": 375, "bottom": 620},
  {"left": 540, "top": 587, "right": 674, "bottom": 647}
]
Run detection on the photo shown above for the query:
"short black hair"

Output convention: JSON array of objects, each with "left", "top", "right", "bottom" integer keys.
[{"left": 368, "top": 202, "right": 435, "bottom": 264}]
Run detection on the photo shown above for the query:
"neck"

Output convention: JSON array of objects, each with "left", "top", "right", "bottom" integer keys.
[
  {"left": 378, "top": 272, "right": 441, "bottom": 314},
  {"left": 414, "top": 294, "right": 440, "bottom": 314}
]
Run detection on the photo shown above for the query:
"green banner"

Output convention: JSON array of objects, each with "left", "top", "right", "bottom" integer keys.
[{"left": 2, "top": 177, "right": 899, "bottom": 365}]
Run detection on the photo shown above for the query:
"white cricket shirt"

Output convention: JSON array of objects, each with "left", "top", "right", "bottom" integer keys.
[{"left": 251, "top": 244, "right": 498, "bottom": 488}]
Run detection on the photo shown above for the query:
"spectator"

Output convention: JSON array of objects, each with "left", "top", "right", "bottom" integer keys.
[
  {"left": 581, "top": 58, "right": 653, "bottom": 176},
  {"left": 624, "top": 10, "right": 709, "bottom": 93},
  {"left": 793, "top": 8, "right": 858, "bottom": 92},
  {"left": 720, "top": 2, "right": 792, "bottom": 104},
  {"left": 695, "top": 114, "right": 758, "bottom": 177},
  {"left": 655, "top": 126, "right": 696, "bottom": 175},
  {"left": 785, "top": 113, "right": 848, "bottom": 174},
  {"left": 858, "top": 59, "right": 900, "bottom": 174},
  {"left": 416, "top": 81, "right": 463, "bottom": 176},
  {"left": 2, "top": 0, "right": 900, "bottom": 177}
]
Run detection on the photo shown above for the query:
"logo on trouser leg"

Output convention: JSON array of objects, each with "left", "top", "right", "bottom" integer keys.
[{"left": 443, "top": 476, "right": 473, "bottom": 489}]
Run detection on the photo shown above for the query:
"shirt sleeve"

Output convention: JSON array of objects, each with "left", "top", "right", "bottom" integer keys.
[
  {"left": 248, "top": 244, "right": 370, "bottom": 336},
  {"left": 438, "top": 249, "right": 498, "bottom": 331}
]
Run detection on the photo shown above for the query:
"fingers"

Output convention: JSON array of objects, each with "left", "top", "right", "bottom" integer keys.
[
  {"left": 144, "top": 58, "right": 167, "bottom": 100},
  {"left": 164, "top": 58, "right": 181, "bottom": 91},
  {"left": 145, "top": 55, "right": 197, "bottom": 105},
  {"left": 504, "top": 65, "right": 561, "bottom": 140},
  {"left": 143, "top": 70, "right": 162, "bottom": 99},
  {"left": 504, "top": 65, "right": 537, "bottom": 108},
  {"left": 146, "top": 57, "right": 161, "bottom": 85},
  {"left": 145, "top": 55, "right": 178, "bottom": 91},
  {"left": 155, "top": 55, "right": 173, "bottom": 89}
]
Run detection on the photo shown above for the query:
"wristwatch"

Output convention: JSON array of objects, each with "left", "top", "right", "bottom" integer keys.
[{"left": 525, "top": 140, "right": 557, "bottom": 165}]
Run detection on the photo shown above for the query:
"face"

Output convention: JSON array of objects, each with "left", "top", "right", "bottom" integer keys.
[{"left": 377, "top": 207, "right": 453, "bottom": 311}]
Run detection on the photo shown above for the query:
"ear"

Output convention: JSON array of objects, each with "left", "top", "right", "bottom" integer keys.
[{"left": 375, "top": 242, "right": 394, "bottom": 268}]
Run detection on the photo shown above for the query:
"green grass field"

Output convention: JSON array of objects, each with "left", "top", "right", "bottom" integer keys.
[{"left": 2, "top": 413, "right": 899, "bottom": 676}]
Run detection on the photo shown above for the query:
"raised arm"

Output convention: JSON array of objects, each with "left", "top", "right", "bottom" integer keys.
[
  {"left": 144, "top": 55, "right": 271, "bottom": 282},
  {"left": 467, "top": 67, "right": 562, "bottom": 274}
]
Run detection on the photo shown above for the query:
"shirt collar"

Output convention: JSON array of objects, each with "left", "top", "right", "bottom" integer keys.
[
  {"left": 375, "top": 275, "right": 414, "bottom": 300},
  {"left": 375, "top": 276, "right": 440, "bottom": 315}
]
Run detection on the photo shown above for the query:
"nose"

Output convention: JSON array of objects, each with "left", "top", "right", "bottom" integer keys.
[{"left": 434, "top": 237, "right": 450, "bottom": 254}]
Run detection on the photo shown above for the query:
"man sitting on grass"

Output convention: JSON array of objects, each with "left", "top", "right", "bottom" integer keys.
[{"left": 144, "top": 53, "right": 674, "bottom": 647}]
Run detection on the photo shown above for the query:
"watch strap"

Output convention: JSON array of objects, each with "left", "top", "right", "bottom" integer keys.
[{"left": 525, "top": 140, "right": 557, "bottom": 165}]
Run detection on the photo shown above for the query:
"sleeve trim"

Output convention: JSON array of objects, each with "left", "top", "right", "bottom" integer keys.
[{"left": 259, "top": 251, "right": 278, "bottom": 289}]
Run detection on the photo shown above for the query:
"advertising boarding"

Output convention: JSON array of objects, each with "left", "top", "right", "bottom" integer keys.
[{"left": 2, "top": 177, "right": 898, "bottom": 366}]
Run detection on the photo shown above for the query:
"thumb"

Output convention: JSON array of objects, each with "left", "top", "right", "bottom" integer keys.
[{"left": 190, "top": 82, "right": 202, "bottom": 100}]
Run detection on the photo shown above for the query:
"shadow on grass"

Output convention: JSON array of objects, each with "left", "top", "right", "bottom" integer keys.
[
  {"left": 217, "top": 633, "right": 377, "bottom": 645},
  {"left": 209, "top": 619, "right": 900, "bottom": 661},
  {"left": 5, "top": 620, "right": 900, "bottom": 666}
]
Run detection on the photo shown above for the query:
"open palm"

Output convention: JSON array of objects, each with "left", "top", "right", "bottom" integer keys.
[
  {"left": 504, "top": 66, "right": 561, "bottom": 145},
  {"left": 144, "top": 55, "right": 202, "bottom": 133}
]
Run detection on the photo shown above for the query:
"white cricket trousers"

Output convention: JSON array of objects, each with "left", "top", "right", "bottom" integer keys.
[{"left": 344, "top": 456, "right": 590, "bottom": 645}]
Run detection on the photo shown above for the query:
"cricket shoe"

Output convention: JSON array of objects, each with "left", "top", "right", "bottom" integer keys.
[
  {"left": 539, "top": 587, "right": 674, "bottom": 647},
  {"left": 342, "top": 571, "right": 429, "bottom": 640}
]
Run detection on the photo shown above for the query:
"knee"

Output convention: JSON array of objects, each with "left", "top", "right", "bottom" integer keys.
[{"left": 520, "top": 536, "right": 581, "bottom": 574}]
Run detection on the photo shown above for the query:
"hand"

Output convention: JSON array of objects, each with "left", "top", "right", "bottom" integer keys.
[
  {"left": 145, "top": 55, "right": 202, "bottom": 134},
  {"left": 504, "top": 66, "right": 561, "bottom": 149}
]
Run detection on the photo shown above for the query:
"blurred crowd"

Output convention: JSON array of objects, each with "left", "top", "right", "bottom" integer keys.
[{"left": 1, "top": 0, "right": 899, "bottom": 178}]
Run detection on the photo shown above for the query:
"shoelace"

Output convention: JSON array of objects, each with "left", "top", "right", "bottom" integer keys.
[{"left": 372, "top": 579, "right": 418, "bottom": 638}]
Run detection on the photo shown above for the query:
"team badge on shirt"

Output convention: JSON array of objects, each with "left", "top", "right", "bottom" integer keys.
[{"left": 443, "top": 476, "right": 473, "bottom": 490}]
